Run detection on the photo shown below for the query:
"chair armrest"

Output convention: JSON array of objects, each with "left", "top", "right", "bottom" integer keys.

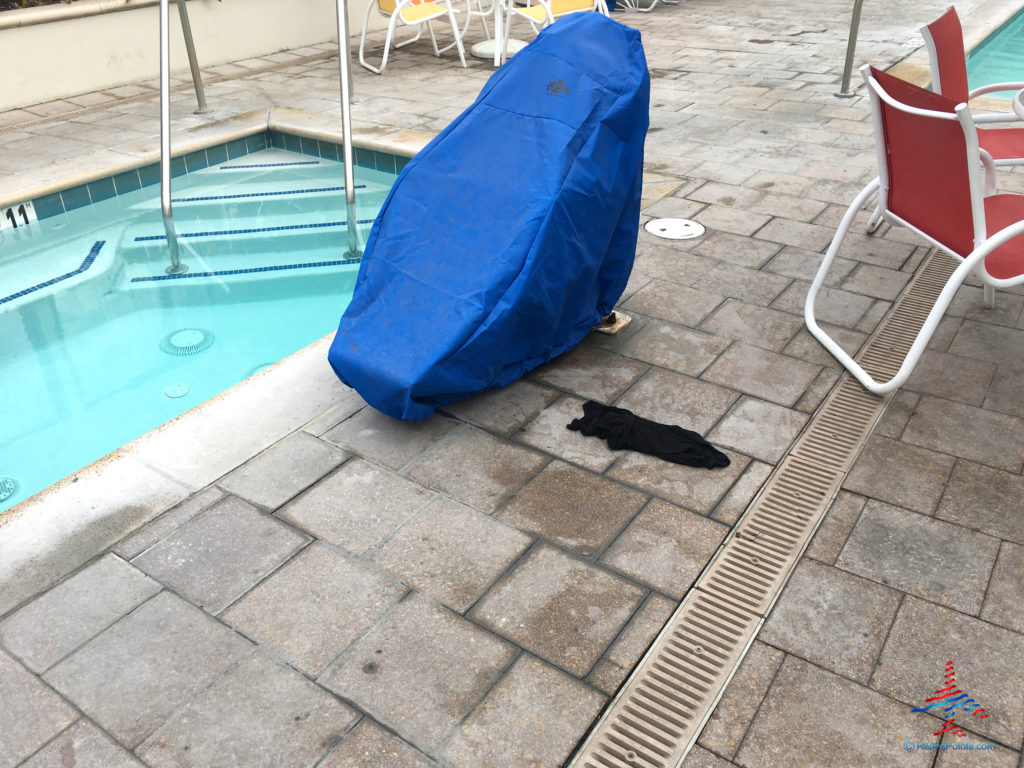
[
  {"left": 969, "top": 82, "right": 1024, "bottom": 99},
  {"left": 972, "top": 111, "right": 1021, "bottom": 124}
]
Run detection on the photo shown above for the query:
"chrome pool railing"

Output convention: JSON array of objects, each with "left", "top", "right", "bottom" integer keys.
[
  {"left": 159, "top": 0, "right": 187, "bottom": 275},
  {"left": 335, "top": 0, "right": 363, "bottom": 259},
  {"left": 159, "top": 0, "right": 361, "bottom": 272},
  {"left": 177, "top": 0, "right": 208, "bottom": 114}
]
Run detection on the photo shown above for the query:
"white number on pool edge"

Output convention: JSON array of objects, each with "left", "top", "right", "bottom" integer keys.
[{"left": 1, "top": 201, "right": 37, "bottom": 232}]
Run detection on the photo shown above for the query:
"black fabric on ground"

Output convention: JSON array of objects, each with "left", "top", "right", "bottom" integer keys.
[{"left": 567, "top": 400, "right": 731, "bottom": 468}]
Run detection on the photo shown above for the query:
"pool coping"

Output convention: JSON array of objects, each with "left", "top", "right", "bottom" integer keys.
[
  {"left": 0, "top": 106, "right": 433, "bottom": 212},
  {"left": 888, "top": 0, "right": 1023, "bottom": 113},
  {"left": 0, "top": 109, "right": 429, "bottom": 616}
]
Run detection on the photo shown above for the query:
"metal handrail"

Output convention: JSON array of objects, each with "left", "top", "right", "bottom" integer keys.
[
  {"left": 836, "top": 0, "right": 865, "bottom": 98},
  {"left": 160, "top": 0, "right": 186, "bottom": 274},
  {"left": 159, "top": 0, "right": 361, "bottom": 274},
  {"left": 335, "top": 0, "right": 362, "bottom": 259},
  {"left": 177, "top": 0, "right": 208, "bottom": 114}
]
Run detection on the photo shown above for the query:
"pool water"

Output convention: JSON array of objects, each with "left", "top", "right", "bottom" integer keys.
[
  {"left": 966, "top": 6, "right": 1024, "bottom": 99},
  {"left": 0, "top": 146, "right": 395, "bottom": 513}
]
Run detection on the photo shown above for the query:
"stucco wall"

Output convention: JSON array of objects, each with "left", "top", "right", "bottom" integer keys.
[{"left": 0, "top": 0, "right": 379, "bottom": 112}]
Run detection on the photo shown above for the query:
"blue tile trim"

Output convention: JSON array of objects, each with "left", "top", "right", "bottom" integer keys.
[
  {"left": 112, "top": 170, "right": 142, "bottom": 195},
  {"left": 219, "top": 160, "right": 322, "bottom": 169},
  {"left": 25, "top": 132, "right": 405, "bottom": 222},
  {"left": 0, "top": 241, "right": 105, "bottom": 306},
  {"left": 138, "top": 163, "right": 161, "bottom": 189},
  {"left": 205, "top": 142, "right": 229, "bottom": 165},
  {"left": 130, "top": 256, "right": 362, "bottom": 282},
  {"left": 134, "top": 219, "right": 375, "bottom": 241},
  {"left": 171, "top": 185, "right": 365, "bottom": 203},
  {"left": 88, "top": 177, "right": 116, "bottom": 204},
  {"left": 60, "top": 184, "right": 91, "bottom": 212},
  {"left": 33, "top": 192, "right": 65, "bottom": 219}
]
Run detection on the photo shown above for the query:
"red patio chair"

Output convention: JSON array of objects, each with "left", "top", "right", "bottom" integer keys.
[
  {"left": 866, "top": 7, "right": 1024, "bottom": 234},
  {"left": 805, "top": 65, "right": 1024, "bottom": 394}
]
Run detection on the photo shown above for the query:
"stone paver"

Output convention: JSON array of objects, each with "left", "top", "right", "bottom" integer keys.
[
  {"left": 682, "top": 746, "right": 739, "bottom": 768},
  {"left": 278, "top": 459, "right": 433, "bottom": 556},
  {"left": 43, "top": 592, "right": 251, "bottom": 747},
  {"left": 984, "top": 368, "right": 1024, "bottom": 419},
  {"left": 441, "top": 654, "right": 607, "bottom": 768},
  {"left": 586, "top": 592, "right": 676, "bottom": 695},
  {"left": 0, "top": 554, "right": 160, "bottom": 673},
  {"left": 902, "top": 395, "right": 1024, "bottom": 472},
  {"left": 17, "top": 719, "right": 145, "bottom": 768},
  {"left": 407, "top": 426, "right": 548, "bottom": 513},
  {"left": 760, "top": 560, "right": 901, "bottom": 684},
  {"left": 623, "top": 279, "right": 723, "bottom": 327},
  {"left": 319, "top": 595, "right": 515, "bottom": 754},
  {"left": 692, "top": 262, "right": 792, "bottom": 306},
  {"left": 708, "top": 397, "right": 809, "bottom": 464},
  {"left": 607, "top": 449, "right": 749, "bottom": 514},
  {"left": 319, "top": 720, "right": 435, "bottom": 768},
  {"left": 112, "top": 486, "right": 225, "bottom": 560},
  {"left": 217, "top": 431, "right": 348, "bottom": 509},
  {"left": 614, "top": 367, "right": 739, "bottom": 435},
  {"left": 619, "top": 320, "right": 730, "bottom": 377},
  {"left": 372, "top": 497, "right": 531, "bottom": 612},
  {"left": 697, "top": 641, "right": 784, "bottom": 760},
  {"left": 442, "top": 380, "right": 559, "bottom": 436},
  {"left": 528, "top": 344, "right": 648, "bottom": 403},
  {"left": 137, "top": 652, "right": 358, "bottom": 768},
  {"left": 980, "top": 542, "right": 1024, "bottom": 635},
  {"left": 737, "top": 656, "right": 936, "bottom": 768},
  {"left": 222, "top": 542, "right": 405, "bottom": 675},
  {"left": 947, "top": 320, "right": 1024, "bottom": 372},
  {"left": 871, "top": 596, "right": 1024, "bottom": 749},
  {"left": 842, "top": 435, "right": 956, "bottom": 515},
  {"left": 321, "top": 408, "right": 459, "bottom": 470},
  {"left": 804, "top": 490, "right": 867, "bottom": 564},
  {"left": 903, "top": 350, "right": 995, "bottom": 406},
  {"left": 934, "top": 460, "right": 1024, "bottom": 545},
  {"left": 0, "top": 649, "right": 77, "bottom": 768},
  {"left": 515, "top": 395, "right": 620, "bottom": 472},
  {"left": 470, "top": 544, "right": 644, "bottom": 677},
  {"left": 631, "top": 241, "right": 717, "bottom": 285},
  {"left": 935, "top": 730, "right": 1020, "bottom": 768},
  {"left": 496, "top": 461, "right": 646, "bottom": 556},
  {"left": 710, "top": 460, "right": 773, "bottom": 525},
  {"left": 132, "top": 495, "right": 309, "bottom": 614},
  {"left": 5, "top": 2, "right": 1022, "bottom": 766},
  {"left": 837, "top": 500, "right": 1000, "bottom": 615},
  {"left": 702, "top": 342, "right": 820, "bottom": 407},
  {"left": 699, "top": 300, "right": 804, "bottom": 351},
  {"left": 600, "top": 500, "right": 728, "bottom": 598}
]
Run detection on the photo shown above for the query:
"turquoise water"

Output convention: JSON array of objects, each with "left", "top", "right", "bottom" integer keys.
[
  {"left": 0, "top": 147, "right": 394, "bottom": 513},
  {"left": 966, "top": 7, "right": 1024, "bottom": 99}
]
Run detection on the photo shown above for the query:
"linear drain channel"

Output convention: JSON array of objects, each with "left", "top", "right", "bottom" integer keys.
[{"left": 569, "top": 248, "right": 957, "bottom": 768}]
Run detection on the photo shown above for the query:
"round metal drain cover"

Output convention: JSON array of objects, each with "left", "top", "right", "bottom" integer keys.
[
  {"left": 159, "top": 327, "right": 214, "bottom": 356},
  {"left": 0, "top": 477, "right": 16, "bottom": 504},
  {"left": 644, "top": 217, "right": 706, "bottom": 240},
  {"left": 163, "top": 382, "right": 191, "bottom": 398}
]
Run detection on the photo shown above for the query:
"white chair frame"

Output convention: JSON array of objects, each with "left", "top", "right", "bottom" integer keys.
[
  {"left": 805, "top": 64, "right": 1024, "bottom": 394},
  {"left": 359, "top": 0, "right": 467, "bottom": 74}
]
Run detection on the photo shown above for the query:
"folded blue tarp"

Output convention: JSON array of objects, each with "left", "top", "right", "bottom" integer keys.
[{"left": 328, "top": 13, "right": 650, "bottom": 420}]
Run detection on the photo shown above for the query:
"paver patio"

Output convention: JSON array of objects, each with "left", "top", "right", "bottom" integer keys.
[{"left": 1, "top": 0, "right": 1023, "bottom": 765}]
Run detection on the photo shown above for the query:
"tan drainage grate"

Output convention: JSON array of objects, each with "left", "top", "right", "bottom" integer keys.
[{"left": 569, "top": 248, "right": 958, "bottom": 768}]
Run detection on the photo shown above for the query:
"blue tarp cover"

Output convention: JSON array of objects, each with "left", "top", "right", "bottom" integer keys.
[{"left": 328, "top": 13, "right": 650, "bottom": 420}]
